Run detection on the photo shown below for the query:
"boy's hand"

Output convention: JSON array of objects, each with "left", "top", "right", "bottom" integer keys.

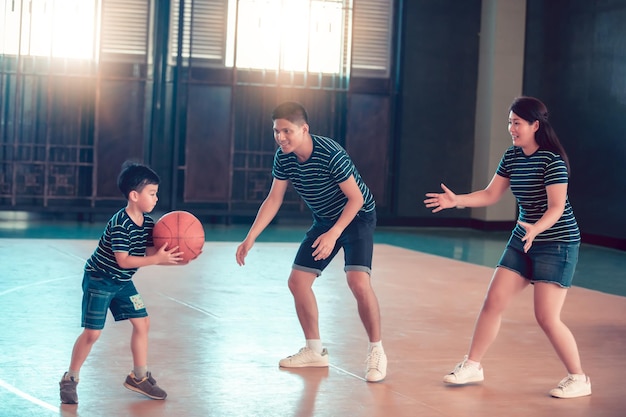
[{"left": 157, "top": 242, "right": 184, "bottom": 264}]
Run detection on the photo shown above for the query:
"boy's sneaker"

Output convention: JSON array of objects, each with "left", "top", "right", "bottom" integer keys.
[
  {"left": 123, "top": 371, "right": 167, "bottom": 400},
  {"left": 59, "top": 373, "right": 78, "bottom": 404},
  {"left": 549, "top": 374, "right": 592, "bottom": 398},
  {"left": 365, "top": 346, "right": 387, "bottom": 382},
  {"left": 279, "top": 347, "right": 329, "bottom": 368},
  {"left": 443, "top": 356, "right": 484, "bottom": 384}
]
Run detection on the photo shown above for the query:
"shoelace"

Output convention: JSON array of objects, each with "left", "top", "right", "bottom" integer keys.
[
  {"left": 452, "top": 361, "right": 468, "bottom": 373},
  {"left": 557, "top": 376, "right": 576, "bottom": 388},
  {"left": 366, "top": 350, "right": 382, "bottom": 370},
  {"left": 285, "top": 347, "right": 314, "bottom": 361}
]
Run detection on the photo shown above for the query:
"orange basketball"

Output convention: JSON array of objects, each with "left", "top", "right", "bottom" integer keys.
[{"left": 152, "top": 211, "right": 205, "bottom": 262}]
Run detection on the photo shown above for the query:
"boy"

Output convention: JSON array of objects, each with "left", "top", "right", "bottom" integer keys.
[
  {"left": 235, "top": 102, "right": 387, "bottom": 382},
  {"left": 59, "top": 161, "right": 186, "bottom": 404}
]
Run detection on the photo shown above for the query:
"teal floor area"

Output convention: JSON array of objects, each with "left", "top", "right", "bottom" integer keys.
[{"left": 1, "top": 213, "right": 624, "bottom": 297}]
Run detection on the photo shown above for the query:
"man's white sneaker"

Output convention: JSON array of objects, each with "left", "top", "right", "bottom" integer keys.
[
  {"left": 549, "top": 374, "right": 592, "bottom": 398},
  {"left": 443, "top": 356, "right": 484, "bottom": 384},
  {"left": 365, "top": 346, "right": 387, "bottom": 382},
  {"left": 279, "top": 347, "right": 329, "bottom": 368}
]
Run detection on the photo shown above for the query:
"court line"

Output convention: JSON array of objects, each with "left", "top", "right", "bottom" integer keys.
[
  {"left": 329, "top": 364, "right": 366, "bottom": 381},
  {"left": 0, "top": 243, "right": 86, "bottom": 297},
  {"left": 0, "top": 276, "right": 77, "bottom": 297},
  {"left": 155, "top": 292, "right": 221, "bottom": 319},
  {"left": 0, "top": 378, "right": 58, "bottom": 412}
]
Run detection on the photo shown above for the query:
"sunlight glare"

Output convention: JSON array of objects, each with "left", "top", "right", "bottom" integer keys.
[
  {"left": 233, "top": 0, "right": 344, "bottom": 73},
  {"left": 0, "top": 0, "right": 97, "bottom": 59}
]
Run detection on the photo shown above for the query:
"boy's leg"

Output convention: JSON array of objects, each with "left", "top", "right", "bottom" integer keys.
[
  {"left": 129, "top": 316, "right": 150, "bottom": 372},
  {"left": 123, "top": 316, "right": 167, "bottom": 400},
  {"left": 61, "top": 272, "right": 111, "bottom": 404},
  {"left": 70, "top": 329, "right": 102, "bottom": 371},
  {"left": 60, "top": 329, "right": 102, "bottom": 404}
]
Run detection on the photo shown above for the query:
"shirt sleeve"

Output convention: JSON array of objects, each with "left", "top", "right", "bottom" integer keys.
[
  {"left": 110, "top": 222, "right": 130, "bottom": 253},
  {"left": 272, "top": 150, "right": 288, "bottom": 180},
  {"left": 544, "top": 156, "right": 569, "bottom": 186},
  {"left": 496, "top": 148, "right": 512, "bottom": 178}
]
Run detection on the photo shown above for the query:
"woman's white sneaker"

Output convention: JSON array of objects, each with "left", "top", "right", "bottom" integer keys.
[
  {"left": 443, "top": 356, "right": 484, "bottom": 384},
  {"left": 549, "top": 374, "right": 592, "bottom": 398}
]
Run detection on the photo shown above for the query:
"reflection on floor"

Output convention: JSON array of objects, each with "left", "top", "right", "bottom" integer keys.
[{"left": 0, "top": 216, "right": 625, "bottom": 417}]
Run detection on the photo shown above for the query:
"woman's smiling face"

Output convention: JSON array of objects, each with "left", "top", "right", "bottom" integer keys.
[{"left": 508, "top": 111, "right": 539, "bottom": 153}]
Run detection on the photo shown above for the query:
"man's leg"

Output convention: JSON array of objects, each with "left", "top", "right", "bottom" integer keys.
[
  {"left": 346, "top": 270, "right": 381, "bottom": 342},
  {"left": 279, "top": 269, "right": 329, "bottom": 368},
  {"left": 287, "top": 269, "right": 320, "bottom": 339}
]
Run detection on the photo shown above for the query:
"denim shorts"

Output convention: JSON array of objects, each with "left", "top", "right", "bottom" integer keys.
[
  {"left": 497, "top": 234, "right": 580, "bottom": 288},
  {"left": 293, "top": 209, "right": 376, "bottom": 277},
  {"left": 81, "top": 272, "right": 148, "bottom": 330}
]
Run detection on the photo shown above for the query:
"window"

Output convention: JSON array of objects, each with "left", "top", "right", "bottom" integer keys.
[
  {"left": 0, "top": 0, "right": 151, "bottom": 63},
  {"left": 170, "top": 0, "right": 393, "bottom": 78},
  {"left": 0, "top": 0, "right": 98, "bottom": 59},
  {"left": 352, "top": 0, "right": 393, "bottom": 78},
  {"left": 230, "top": 0, "right": 347, "bottom": 74},
  {"left": 100, "top": 0, "right": 152, "bottom": 62}
]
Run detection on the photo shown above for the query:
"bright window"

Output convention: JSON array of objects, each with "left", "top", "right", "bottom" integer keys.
[
  {"left": 230, "top": 0, "right": 345, "bottom": 73},
  {"left": 170, "top": 0, "right": 393, "bottom": 78},
  {"left": 0, "top": 0, "right": 97, "bottom": 59}
]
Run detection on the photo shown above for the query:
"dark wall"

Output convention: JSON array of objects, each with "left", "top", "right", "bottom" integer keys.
[
  {"left": 1, "top": 0, "right": 624, "bottom": 249},
  {"left": 394, "top": 0, "right": 626, "bottom": 248},
  {"left": 523, "top": 0, "right": 626, "bottom": 245},
  {"left": 395, "top": 0, "right": 482, "bottom": 220}
]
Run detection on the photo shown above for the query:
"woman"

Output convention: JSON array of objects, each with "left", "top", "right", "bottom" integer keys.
[{"left": 424, "top": 96, "right": 591, "bottom": 398}]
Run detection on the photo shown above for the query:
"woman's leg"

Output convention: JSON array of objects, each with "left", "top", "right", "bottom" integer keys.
[
  {"left": 533, "top": 282, "right": 583, "bottom": 374},
  {"left": 467, "top": 267, "right": 529, "bottom": 362}
]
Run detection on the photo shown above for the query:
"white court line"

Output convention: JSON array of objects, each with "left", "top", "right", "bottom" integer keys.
[
  {"left": 0, "top": 378, "right": 58, "bottom": 412},
  {"left": 155, "top": 292, "right": 221, "bottom": 319},
  {"left": 0, "top": 242, "right": 86, "bottom": 297},
  {"left": 0, "top": 276, "right": 77, "bottom": 297},
  {"left": 329, "top": 364, "right": 366, "bottom": 381}
]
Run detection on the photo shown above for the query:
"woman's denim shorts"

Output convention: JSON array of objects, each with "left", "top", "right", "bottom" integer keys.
[{"left": 497, "top": 234, "right": 580, "bottom": 288}]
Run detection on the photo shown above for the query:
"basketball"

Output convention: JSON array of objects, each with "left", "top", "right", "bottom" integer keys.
[{"left": 152, "top": 211, "right": 205, "bottom": 262}]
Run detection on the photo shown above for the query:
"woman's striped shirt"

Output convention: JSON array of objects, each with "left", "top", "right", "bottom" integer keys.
[
  {"left": 496, "top": 146, "right": 580, "bottom": 243},
  {"left": 272, "top": 134, "right": 375, "bottom": 221},
  {"left": 85, "top": 208, "right": 155, "bottom": 281}
]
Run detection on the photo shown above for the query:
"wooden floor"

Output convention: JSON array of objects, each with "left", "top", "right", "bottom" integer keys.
[{"left": 0, "top": 238, "right": 625, "bottom": 417}]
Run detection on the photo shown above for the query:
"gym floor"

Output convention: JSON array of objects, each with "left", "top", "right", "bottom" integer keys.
[{"left": 0, "top": 215, "right": 624, "bottom": 417}]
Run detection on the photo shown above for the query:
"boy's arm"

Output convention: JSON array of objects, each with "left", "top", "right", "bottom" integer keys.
[
  {"left": 115, "top": 243, "right": 183, "bottom": 269},
  {"left": 236, "top": 178, "right": 288, "bottom": 266}
]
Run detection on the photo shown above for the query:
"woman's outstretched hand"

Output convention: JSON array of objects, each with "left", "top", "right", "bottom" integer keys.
[{"left": 424, "top": 183, "right": 458, "bottom": 213}]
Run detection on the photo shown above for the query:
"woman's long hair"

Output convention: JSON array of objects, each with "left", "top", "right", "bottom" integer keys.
[{"left": 509, "top": 96, "right": 570, "bottom": 173}]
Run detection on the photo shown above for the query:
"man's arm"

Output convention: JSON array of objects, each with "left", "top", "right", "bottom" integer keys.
[
  {"left": 236, "top": 178, "right": 288, "bottom": 265},
  {"left": 311, "top": 175, "right": 364, "bottom": 261}
]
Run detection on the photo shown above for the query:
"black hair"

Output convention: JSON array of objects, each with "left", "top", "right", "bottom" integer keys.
[
  {"left": 271, "top": 101, "right": 309, "bottom": 126},
  {"left": 509, "top": 96, "right": 570, "bottom": 173},
  {"left": 117, "top": 160, "right": 160, "bottom": 199}
]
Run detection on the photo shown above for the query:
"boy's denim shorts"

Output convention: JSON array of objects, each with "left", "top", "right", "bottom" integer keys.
[
  {"left": 81, "top": 272, "right": 148, "bottom": 330},
  {"left": 293, "top": 209, "right": 376, "bottom": 277},
  {"left": 497, "top": 234, "right": 580, "bottom": 288}
]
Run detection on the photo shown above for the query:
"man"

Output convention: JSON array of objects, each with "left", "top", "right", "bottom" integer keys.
[{"left": 236, "top": 101, "right": 387, "bottom": 382}]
